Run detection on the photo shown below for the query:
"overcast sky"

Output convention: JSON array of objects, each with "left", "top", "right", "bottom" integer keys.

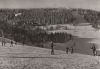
[{"left": 0, "top": 0, "right": 100, "bottom": 11}]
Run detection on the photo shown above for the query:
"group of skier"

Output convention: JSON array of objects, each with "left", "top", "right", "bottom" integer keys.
[
  {"left": 50, "top": 41, "right": 97, "bottom": 56},
  {"left": 50, "top": 41, "right": 74, "bottom": 55},
  {"left": 0, "top": 30, "right": 14, "bottom": 47},
  {"left": 1, "top": 38, "right": 14, "bottom": 47},
  {"left": 66, "top": 47, "right": 74, "bottom": 54}
]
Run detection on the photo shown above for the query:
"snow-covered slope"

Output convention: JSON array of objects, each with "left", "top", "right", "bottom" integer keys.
[{"left": 0, "top": 44, "right": 99, "bottom": 69}]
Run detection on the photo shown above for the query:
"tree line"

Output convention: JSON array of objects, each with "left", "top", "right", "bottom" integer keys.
[
  {"left": 0, "top": 8, "right": 100, "bottom": 26},
  {"left": 0, "top": 20, "right": 73, "bottom": 46},
  {"left": 12, "top": 28, "right": 73, "bottom": 46}
]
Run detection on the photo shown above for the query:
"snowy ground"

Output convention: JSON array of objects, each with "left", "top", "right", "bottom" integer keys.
[{"left": 0, "top": 43, "right": 99, "bottom": 69}]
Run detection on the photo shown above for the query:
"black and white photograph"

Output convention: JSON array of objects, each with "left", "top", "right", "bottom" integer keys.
[{"left": 0, "top": 0, "right": 100, "bottom": 69}]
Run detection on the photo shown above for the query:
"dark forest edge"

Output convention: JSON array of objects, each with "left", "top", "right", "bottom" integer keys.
[{"left": 0, "top": 8, "right": 100, "bottom": 46}]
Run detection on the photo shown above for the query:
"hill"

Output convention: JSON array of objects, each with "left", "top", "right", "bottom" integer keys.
[
  {"left": 0, "top": 8, "right": 100, "bottom": 46},
  {"left": 0, "top": 8, "right": 100, "bottom": 69},
  {"left": 0, "top": 43, "right": 99, "bottom": 69}
]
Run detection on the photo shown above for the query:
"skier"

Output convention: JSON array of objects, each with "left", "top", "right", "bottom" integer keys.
[
  {"left": 91, "top": 44, "right": 97, "bottom": 56},
  {"left": 2, "top": 37, "right": 5, "bottom": 46},
  {"left": 10, "top": 40, "right": 13, "bottom": 47},
  {"left": 51, "top": 41, "right": 55, "bottom": 55},
  {"left": 66, "top": 47, "right": 69, "bottom": 54},
  {"left": 70, "top": 46, "right": 74, "bottom": 54},
  {"left": 70, "top": 41, "right": 75, "bottom": 54}
]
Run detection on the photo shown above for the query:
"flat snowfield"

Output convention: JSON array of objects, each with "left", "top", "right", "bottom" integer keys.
[{"left": 0, "top": 44, "right": 100, "bottom": 69}]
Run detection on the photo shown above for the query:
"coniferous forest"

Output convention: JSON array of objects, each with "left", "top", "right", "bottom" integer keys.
[{"left": 0, "top": 8, "right": 100, "bottom": 46}]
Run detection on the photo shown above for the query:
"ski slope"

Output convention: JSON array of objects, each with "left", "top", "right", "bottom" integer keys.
[{"left": 0, "top": 43, "right": 99, "bottom": 69}]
